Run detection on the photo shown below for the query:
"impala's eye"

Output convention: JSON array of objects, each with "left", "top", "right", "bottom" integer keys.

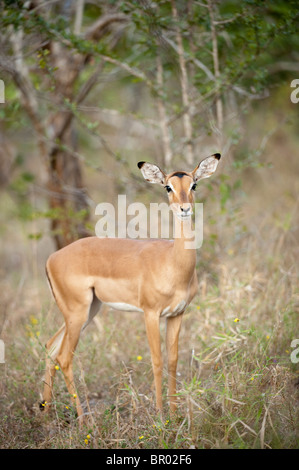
[
  {"left": 191, "top": 183, "right": 197, "bottom": 191},
  {"left": 165, "top": 185, "right": 172, "bottom": 193}
]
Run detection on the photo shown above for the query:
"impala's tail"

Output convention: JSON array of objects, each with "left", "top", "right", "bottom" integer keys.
[
  {"left": 45, "top": 263, "right": 57, "bottom": 304},
  {"left": 44, "top": 263, "right": 66, "bottom": 360}
]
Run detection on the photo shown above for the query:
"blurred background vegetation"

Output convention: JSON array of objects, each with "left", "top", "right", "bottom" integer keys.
[{"left": 0, "top": 0, "right": 298, "bottom": 449}]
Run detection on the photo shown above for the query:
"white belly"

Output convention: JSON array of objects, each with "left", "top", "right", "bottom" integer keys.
[
  {"left": 104, "top": 302, "right": 143, "bottom": 313},
  {"left": 104, "top": 300, "right": 187, "bottom": 317}
]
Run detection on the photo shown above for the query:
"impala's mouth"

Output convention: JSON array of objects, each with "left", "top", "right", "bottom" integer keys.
[{"left": 175, "top": 212, "right": 193, "bottom": 220}]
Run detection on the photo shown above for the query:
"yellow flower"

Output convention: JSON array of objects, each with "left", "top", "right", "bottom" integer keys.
[
  {"left": 139, "top": 435, "right": 144, "bottom": 440},
  {"left": 86, "top": 434, "right": 91, "bottom": 439},
  {"left": 196, "top": 306, "right": 200, "bottom": 310},
  {"left": 73, "top": 393, "right": 77, "bottom": 398},
  {"left": 30, "top": 315, "right": 38, "bottom": 325},
  {"left": 137, "top": 355, "right": 143, "bottom": 361},
  {"left": 65, "top": 406, "right": 69, "bottom": 409},
  {"left": 84, "top": 439, "right": 88, "bottom": 445},
  {"left": 26, "top": 329, "right": 34, "bottom": 338},
  {"left": 234, "top": 318, "right": 240, "bottom": 323},
  {"left": 55, "top": 365, "right": 60, "bottom": 370},
  {"left": 266, "top": 335, "right": 270, "bottom": 340}
]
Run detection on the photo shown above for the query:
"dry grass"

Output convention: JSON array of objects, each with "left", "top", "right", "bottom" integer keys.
[{"left": 0, "top": 117, "right": 298, "bottom": 449}]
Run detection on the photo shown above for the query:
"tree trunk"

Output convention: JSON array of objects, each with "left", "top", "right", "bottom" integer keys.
[
  {"left": 48, "top": 129, "right": 90, "bottom": 250},
  {"left": 2, "top": 4, "right": 127, "bottom": 250},
  {"left": 46, "top": 40, "right": 90, "bottom": 249}
]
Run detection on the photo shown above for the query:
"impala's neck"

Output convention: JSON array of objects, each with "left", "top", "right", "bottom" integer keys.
[{"left": 173, "top": 215, "right": 196, "bottom": 277}]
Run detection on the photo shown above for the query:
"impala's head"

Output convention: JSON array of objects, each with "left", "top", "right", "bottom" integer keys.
[{"left": 138, "top": 154, "right": 221, "bottom": 220}]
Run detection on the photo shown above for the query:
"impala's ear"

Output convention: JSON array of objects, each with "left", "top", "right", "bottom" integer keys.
[
  {"left": 138, "top": 161, "right": 166, "bottom": 185},
  {"left": 192, "top": 153, "right": 221, "bottom": 182}
]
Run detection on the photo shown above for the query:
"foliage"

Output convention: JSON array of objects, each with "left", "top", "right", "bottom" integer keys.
[{"left": 0, "top": 0, "right": 298, "bottom": 244}]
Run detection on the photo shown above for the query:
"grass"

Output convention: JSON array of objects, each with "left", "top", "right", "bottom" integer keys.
[
  {"left": 0, "top": 130, "right": 298, "bottom": 449},
  {"left": 0, "top": 219, "right": 298, "bottom": 449}
]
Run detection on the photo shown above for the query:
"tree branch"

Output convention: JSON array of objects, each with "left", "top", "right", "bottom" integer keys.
[
  {"left": 52, "top": 60, "right": 105, "bottom": 143},
  {"left": 99, "top": 54, "right": 156, "bottom": 91},
  {"left": 74, "top": 0, "right": 85, "bottom": 36},
  {"left": 7, "top": 28, "right": 49, "bottom": 168},
  {"left": 84, "top": 13, "right": 127, "bottom": 41},
  {"left": 207, "top": 0, "right": 223, "bottom": 144},
  {"left": 171, "top": 0, "right": 194, "bottom": 164},
  {"left": 162, "top": 34, "right": 215, "bottom": 82},
  {"left": 156, "top": 54, "right": 173, "bottom": 166}
]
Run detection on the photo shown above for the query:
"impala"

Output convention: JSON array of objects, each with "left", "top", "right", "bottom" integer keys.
[{"left": 40, "top": 153, "right": 221, "bottom": 423}]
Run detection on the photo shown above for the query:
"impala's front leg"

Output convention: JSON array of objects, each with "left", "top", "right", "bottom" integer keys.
[
  {"left": 166, "top": 314, "right": 183, "bottom": 413},
  {"left": 144, "top": 311, "right": 163, "bottom": 412}
]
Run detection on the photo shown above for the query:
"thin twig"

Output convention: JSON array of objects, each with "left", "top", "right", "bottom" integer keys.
[
  {"left": 207, "top": 0, "right": 223, "bottom": 145},
  {"left": 74, "top": 0, "right": 85, "bottom": 36},
  {"left": 171, "top": 0, "right": 194, "bottom": 164},
  {"left": 156, "top": 54, "right": 173, "bottom": 166}
]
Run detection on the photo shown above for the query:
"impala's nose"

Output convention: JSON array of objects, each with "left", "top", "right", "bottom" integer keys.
[{"left": 180, "top": 204, "right": 192, "bottom": 216}]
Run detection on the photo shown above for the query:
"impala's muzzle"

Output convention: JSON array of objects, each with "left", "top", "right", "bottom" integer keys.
[{"left": 171, "top": 202, "right": 193, "bottom": 220}]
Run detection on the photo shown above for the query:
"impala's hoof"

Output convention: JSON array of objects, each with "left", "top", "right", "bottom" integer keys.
[{"left": 39, "top": 400, "right": 47, "bottom": 411}]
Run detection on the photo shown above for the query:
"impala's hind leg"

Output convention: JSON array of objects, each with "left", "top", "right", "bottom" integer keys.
[
  {"left": 56, "top": 311, "right": 88, "bottom": 423},
  {"left": 41, "top": 324, "right": 66, "bottom": 411},
  {"left": 54, "top": 294, "right": 102, "bottom": 424},
  {"left": 41, "top": 286, "right": 102, "bottom": 423}
]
